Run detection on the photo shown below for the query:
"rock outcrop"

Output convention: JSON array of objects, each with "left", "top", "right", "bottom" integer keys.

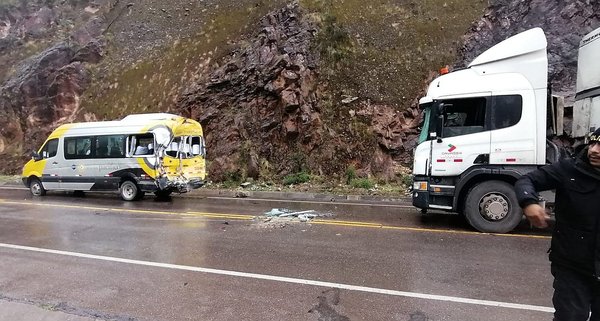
[
  {"left": 178, "top": 3, "right": 325, "bottom": 181},
  {"left": 456, "top": 0, "right": 600, "bottom": 102},
  {"left": 1, "top": 0, "right": 598, "bottom": 181},
  {"left": 0, "top": 1, "right": 107, "bottom": 173},
  {"left": 177, "top": 3, "right": 429, "bottom": 181},
  {"left": 178, "top": 0, "right": 600, "bottom": 182}
]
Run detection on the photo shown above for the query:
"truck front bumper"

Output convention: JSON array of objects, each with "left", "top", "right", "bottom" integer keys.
[
  {"left": 412, "top": 178, "right": 455, "bottom": 211},
  {"left": 412, "top": 190, "right": 430, "bottom": 209}
]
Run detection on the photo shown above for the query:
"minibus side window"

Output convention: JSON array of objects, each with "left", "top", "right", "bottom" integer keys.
[
  {"left": 128, "top": 134, "right": 155, "bottom": 157},
  {"left": 40, "top": 139, "right": 58, "bottom": 159},
  {"left": 165, "top": 137, "right": 180, "bottom": 158},
  {"left": 108, "top": 135, "right": 126, "bottom": 158},
  {"left": 191, "top": 136, "right": 205, "bottom": 157},
  {"left": 65, "top": 137, "right": 92, "bottom": 159},
  {"left": 94, "top": 135, "right": 125, "bottom": 158}
]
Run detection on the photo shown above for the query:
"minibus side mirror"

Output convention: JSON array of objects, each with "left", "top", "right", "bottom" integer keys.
[{"left": 31, "top": 151, "right": 42, "bottom": 161}]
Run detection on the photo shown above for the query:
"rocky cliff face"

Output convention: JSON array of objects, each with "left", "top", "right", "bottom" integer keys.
[
  {"left": 176, "top": 3, "right": 427, "bottom": 181},
  {"left": 177, "top": 4, "right": 324, "bottom": 181},
  {"left": 0, "top": 0, "right": 285, "bottom": 175},
  {"left": 0, "top": 0, "right": 107, "bottom": 172},
  {"left": 457, "top": 0, "right": 600, "bottom": 102},
  {"left": 1, "top": 0, "right": 599, "bottom": 180}
]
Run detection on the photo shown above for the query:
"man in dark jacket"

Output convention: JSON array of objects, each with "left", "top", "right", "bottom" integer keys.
[{"left": 515, "top": 128, "right": 600, "bottom": 320}]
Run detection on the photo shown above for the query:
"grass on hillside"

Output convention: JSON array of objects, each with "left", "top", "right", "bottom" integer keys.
[
  {"left": 82, "top": 0, "right": 288, "bottom": 119},
  {"left": 81, "top": 0, "right": 487, "bottom": 120},
  {"left": 301, "top": 0, "right": 487, "bottom": 108}
]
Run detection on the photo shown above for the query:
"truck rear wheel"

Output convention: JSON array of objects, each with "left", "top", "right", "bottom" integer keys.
[{"left": 464, "top": 181, "right": 522, "bottom": 233}]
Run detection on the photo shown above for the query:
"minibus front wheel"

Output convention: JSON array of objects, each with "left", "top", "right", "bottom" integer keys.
[
  {"left": 120, "top": 180, "right": 140, "bottom": 201},
  {"left": 29, "top": 177, "right": 46, "bottom": 197}
]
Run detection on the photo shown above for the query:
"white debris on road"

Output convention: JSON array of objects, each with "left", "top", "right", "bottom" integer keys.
[{"left": 264, "top": 208, "right": 323, "bottom": 221}]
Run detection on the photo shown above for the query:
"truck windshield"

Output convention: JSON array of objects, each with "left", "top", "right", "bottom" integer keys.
[{"left": 418, "top": 106, "right": 432, "bottom": 144}]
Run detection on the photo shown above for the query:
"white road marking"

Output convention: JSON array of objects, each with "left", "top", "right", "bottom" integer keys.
[
  {"left": 0, "top": 242, "right": 554, "bottom": 313},
  {"left": 0, "top": 186, "right": 28, "bottom": 191}
]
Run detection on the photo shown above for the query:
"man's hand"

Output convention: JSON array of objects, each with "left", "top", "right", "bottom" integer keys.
[{"left": 523, "top": 204, "right": 550, "bottom": 228}]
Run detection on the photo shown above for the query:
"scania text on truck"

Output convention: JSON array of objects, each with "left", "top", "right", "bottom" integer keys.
[{"left": 411, "top": 26, "right": 600, "bottom": 233}]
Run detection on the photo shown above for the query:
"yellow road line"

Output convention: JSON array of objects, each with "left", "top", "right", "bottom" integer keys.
[
  {"left": 312, "top": 220, "right": 384, "bottom": 228},
  {"left": 186, "top": 211, "right": 252, "bottom": 220},
  {"left": 312, "top": 219, "right": 550, "bottom": 239},
  {"left": 0, "top": 199, "right": 550, "bottom": 239},
  {"left": 0, "top": 199, "right": 255, "bottom": 221},
  {"left": 380, "top": 225, "right": 551, "bottom": 239},
  {"left": 313, "top": 219, "right": 381, "bottom": 226},
  {"left": 110, "top": 209, "right": 175, "bottom": 215}
]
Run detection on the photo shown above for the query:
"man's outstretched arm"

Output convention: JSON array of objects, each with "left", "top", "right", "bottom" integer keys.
[{"left": 515, "top": 163, "right": 563, "bottom": 228}]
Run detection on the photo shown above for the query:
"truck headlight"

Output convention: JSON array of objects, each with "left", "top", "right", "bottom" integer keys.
[{"left": 413, "top": 181, "right": 428, "bottom": 191}]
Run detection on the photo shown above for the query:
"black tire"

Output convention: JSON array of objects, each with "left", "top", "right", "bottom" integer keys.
[
  {"left": 120, "top": 180, "right": 139, "bottom": 201},
  {"left": 136, "top": 191, "right": 146, "bottom": 200},
  {"left": 463, "top": 181, "right": 522, "bottom": 233},
  {"left": 29, "top": 177, "right": 46, "bottom": 196}
]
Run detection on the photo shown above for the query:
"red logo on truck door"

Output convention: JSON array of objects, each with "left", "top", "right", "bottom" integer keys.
[{"left": 447, "top": 144, "right": 456, "bottom": 152}]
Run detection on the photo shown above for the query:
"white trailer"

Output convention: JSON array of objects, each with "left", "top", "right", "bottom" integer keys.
[{"left": 411, "top": 26, "right": 600, "bottom": 233}]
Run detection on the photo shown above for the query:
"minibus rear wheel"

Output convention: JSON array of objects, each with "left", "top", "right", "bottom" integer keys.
[
  {"left": 29, "top": 177, "right": 46, "bottom": 196},
  {"left": 120, "top": 180, "right": 139, "bottom": 201}
]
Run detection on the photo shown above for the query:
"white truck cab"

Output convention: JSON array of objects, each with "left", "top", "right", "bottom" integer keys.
[{"left": 412, "top": 27, "right": 600, "bottom": 233}]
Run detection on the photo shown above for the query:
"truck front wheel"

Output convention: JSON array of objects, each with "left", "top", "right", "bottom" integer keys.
[{"left": 464, "top": 181, "right": 522, "bottom": 233}]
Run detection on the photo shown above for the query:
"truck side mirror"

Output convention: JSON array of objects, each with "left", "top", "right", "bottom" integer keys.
[
  {"left": 434, "top": 102, "right": 452, "bottom": 143},
  {"left": 31, "top": 151, "right": 42, "bottom": 161},
  {"left": 435, "top": 115, "right": 444, "bottom": 143}
]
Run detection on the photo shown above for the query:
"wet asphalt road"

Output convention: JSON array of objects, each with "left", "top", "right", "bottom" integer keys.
[{"left": 0, "top": 187, "right": 554, "bottom": 321}]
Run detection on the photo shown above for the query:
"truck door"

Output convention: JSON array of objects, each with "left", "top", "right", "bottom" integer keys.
[
  {"left": 430, "top": 96, "right": 491, "bottom": 176},
  {"left": 489, "top": 94, "right": 536, "bottom": 164}
]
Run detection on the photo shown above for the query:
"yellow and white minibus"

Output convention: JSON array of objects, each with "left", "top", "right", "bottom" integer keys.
[{"left": 22, "top": 113, "right": 206, "bottom": 200}]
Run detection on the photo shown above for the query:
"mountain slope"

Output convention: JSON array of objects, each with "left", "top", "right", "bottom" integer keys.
[{"left": 1, "top": 0, "right": 597, "bottom": 184}]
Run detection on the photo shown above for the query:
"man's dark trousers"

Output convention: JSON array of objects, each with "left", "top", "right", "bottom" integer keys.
[{"left": 552, "top": 264, "right": 600, "bottom": 320}]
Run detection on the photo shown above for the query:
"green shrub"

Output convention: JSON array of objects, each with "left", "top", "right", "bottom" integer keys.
[
  {"left": 400, "top": 174, "right": 412, "bottom": 188},
  {"left": 222, "top": 170, "right": 243, "bottom": 188},
  {"left": 291, "top": 152, "right": 308, "bottom": 173},
  {"left": 315, "top": 13, "right": 353, "bottom": 63},
  {"left": 350, "top": 178, "right": 374, "bottom": 189},
  {"left": 345, "top": 165, "right": 357, "bottom": 184},
  {"left": 283, "top": 172, "right": 311, "bottom": 185}
]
